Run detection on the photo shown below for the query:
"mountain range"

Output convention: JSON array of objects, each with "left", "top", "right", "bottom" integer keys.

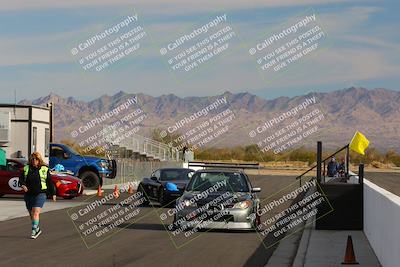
[{"left": 19, "top": 87, "right": 400, "bottom": 152}]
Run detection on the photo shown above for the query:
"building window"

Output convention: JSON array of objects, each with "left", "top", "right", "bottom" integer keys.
[
  {"left": 32, "top": 127, "right": 37, "bottom": 152},
  {"left": 45, "top": 128, "right": 50, "bottom": 157}
]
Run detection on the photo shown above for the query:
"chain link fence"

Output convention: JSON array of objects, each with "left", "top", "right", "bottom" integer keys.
[{"left": 102, "top": 159, "right": 183, "bottom": 186}]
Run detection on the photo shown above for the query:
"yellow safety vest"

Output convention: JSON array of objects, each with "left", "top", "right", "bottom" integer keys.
[{"left": 24, "top": 165, "right": 48, "bottom": 190}]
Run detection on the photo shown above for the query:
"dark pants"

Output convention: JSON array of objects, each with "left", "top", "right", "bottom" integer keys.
[{"left": 24, "top": 193, "right": 47, "bottom": 211}]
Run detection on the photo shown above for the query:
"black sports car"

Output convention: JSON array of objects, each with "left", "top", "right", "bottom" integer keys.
[{"left": 138, "top": 168, "right": 195, "bottom": 207}]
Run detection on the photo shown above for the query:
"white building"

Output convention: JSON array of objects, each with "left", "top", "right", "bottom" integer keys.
[{"left": 0, "top": 104, "right": 52, "bottom": 163}]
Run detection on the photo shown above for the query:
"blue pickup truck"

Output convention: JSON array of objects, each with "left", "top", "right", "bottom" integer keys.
[{"left": 49, "top": 143, "right": 117, "bottom": 189}]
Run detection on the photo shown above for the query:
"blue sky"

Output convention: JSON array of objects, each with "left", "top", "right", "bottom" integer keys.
[{"left": 0, "top": 0, "right": 399, "bottom": 102}]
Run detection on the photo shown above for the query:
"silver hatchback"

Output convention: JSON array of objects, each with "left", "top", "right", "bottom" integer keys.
[{"left": 172, "top": 170, "right": 261, "bottom": 231}]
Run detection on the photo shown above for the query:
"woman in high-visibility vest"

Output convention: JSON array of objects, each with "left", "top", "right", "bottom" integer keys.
[{"left": 19, "top": 152, "right": 56, "bottom": 239}]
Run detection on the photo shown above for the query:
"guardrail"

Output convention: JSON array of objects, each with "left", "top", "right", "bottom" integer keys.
[{"left": 187, "top": 161, "right": 260, "bottom": 170}]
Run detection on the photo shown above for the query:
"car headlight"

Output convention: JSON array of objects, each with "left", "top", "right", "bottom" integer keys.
[
  {"left": 98, "top": 160, "right": 109, "bottom": 169},
  {"left": 233, "top": 200, "right": 252, "bottom": 209},
  {"left": 183, "top": 199, "right": 197, "bottom": 207},
  {"left": 166, "top": 182, "right": 179, "bottom": 192},
  {"left": 60, "top": 180, "right": 73, "bottom": 185}
]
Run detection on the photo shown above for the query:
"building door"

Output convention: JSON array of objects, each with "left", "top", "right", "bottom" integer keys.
[{"left": 32, "top": 127, "right": 37, "bottom": 153}]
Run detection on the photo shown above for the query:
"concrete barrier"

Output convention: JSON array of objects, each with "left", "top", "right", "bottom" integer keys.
[{"left": 364, "top": 179, "right": 400, "bottom": 267}]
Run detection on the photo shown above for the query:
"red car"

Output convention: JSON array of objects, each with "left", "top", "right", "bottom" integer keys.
[{"left": 0, "top": 158, "right": 83, "bottom": 199}]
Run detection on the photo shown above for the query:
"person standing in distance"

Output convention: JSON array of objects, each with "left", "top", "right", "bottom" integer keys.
[
  {"left": 327, "top": 157, "right": 339, "bottom": 177},
  {"left": 19, "top": 152, "right": 56, "bottom": 239}
]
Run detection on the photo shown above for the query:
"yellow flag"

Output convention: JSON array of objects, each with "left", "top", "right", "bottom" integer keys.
[{"left": 349, "top": 131, "right": 370, "bottom": 155}]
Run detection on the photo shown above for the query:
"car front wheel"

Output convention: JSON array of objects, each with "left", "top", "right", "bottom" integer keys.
[
  {"left": 158, "top": 189, "right": 168, "bottom": 207},
  {"left": 137, "top": 184, "right": 149, "bottom": 206}
]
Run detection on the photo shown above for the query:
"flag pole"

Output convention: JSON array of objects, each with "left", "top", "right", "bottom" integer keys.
[{"left": 346, "top": 144, "right": 350, "bottom": 178}]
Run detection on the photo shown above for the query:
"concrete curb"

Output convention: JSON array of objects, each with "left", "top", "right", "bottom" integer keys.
[
  {"left": 265, "top": 185, "right": 317, "bottom": 267},
  {"left": 265, "top": 225, "right": 306, "bottom": 267},
  {"left": 83, "top": 189, "right": 99, "bottom": 196},
  {"left": 292, "top": 184, "right": 317, "bottom": 267},
  {"left": 83, "top": 182, "right": 139, "bottom": 195},
  {"left": 102, "top": 182, "right": 139, "bottom": 190},
  {"left": 292, "top": 211, "right": 315, "bottom": 267}
]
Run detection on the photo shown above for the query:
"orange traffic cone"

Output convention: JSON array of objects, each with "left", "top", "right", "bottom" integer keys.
[
  {"left": 342, "top": 235, "right": 359, "bottom": 265},
  {"left": 128, "top": 183, "right": 134, "bottom": 194},
  {"left": 97, "top": 185, "right": 103, "bottom": 197},
  {"left": 113, "top": 185, "right": 120, "bottom": 198}
]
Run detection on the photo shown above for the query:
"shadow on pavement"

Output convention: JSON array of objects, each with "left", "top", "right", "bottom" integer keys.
[{"left": 117, "top": 222, "right": 166, "bottom": 231}]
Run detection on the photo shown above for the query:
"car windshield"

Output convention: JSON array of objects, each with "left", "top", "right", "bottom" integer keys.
[
  {"left": 160, "top": 169, "right": 194, "bottom": 181},
  {"left": 187, "top": 172, "right": 249, "bottom": 192}
]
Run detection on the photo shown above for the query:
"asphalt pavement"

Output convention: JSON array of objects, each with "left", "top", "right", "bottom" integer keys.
[
  {"left": 0, "top": 175, "right": 301, "bottom": 267},
  {"left": 365, "top": 171, "right": 400, "bottom": 197}
]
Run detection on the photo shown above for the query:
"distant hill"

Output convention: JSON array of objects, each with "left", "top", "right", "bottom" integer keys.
[{"left": 19, "top": 87, "right": 400, "bottom": 151}]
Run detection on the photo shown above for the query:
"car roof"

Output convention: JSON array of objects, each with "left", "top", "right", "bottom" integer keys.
[
  {"left": 7, "top": 158, "right": 27, "bottom": 164},
  {"left": 195, "top": 169, "right": 245, "bottom": 174},
  {"left": 158, "top": 168, "right": 195, "bottom": 171}
]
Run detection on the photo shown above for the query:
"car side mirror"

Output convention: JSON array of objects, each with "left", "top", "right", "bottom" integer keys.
[
  {"left": 151, "top": 176, "right": 158, "bottom": 181},
  {"left": 63, "top": 153, "right": 70, "bottom": 159},
  {"left": 252, "top": 187, "right": 261, "bottom": 193}
]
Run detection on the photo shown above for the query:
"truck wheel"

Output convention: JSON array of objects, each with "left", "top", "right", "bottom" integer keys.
[{"left": 80, "top": 171, "right": 100, "bottom": 189}]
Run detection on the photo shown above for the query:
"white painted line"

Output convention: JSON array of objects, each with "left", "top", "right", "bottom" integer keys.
[{"left": 0, "top": 198, "right": 84, "bottom": 222}]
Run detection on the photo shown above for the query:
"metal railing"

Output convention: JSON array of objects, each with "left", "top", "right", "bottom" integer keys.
[
  {"left": 103, "top": 126, "right": 179, "bottom": 161},
  {"left": 296, "top": 144, "right": 350, "bottom": 186}
]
